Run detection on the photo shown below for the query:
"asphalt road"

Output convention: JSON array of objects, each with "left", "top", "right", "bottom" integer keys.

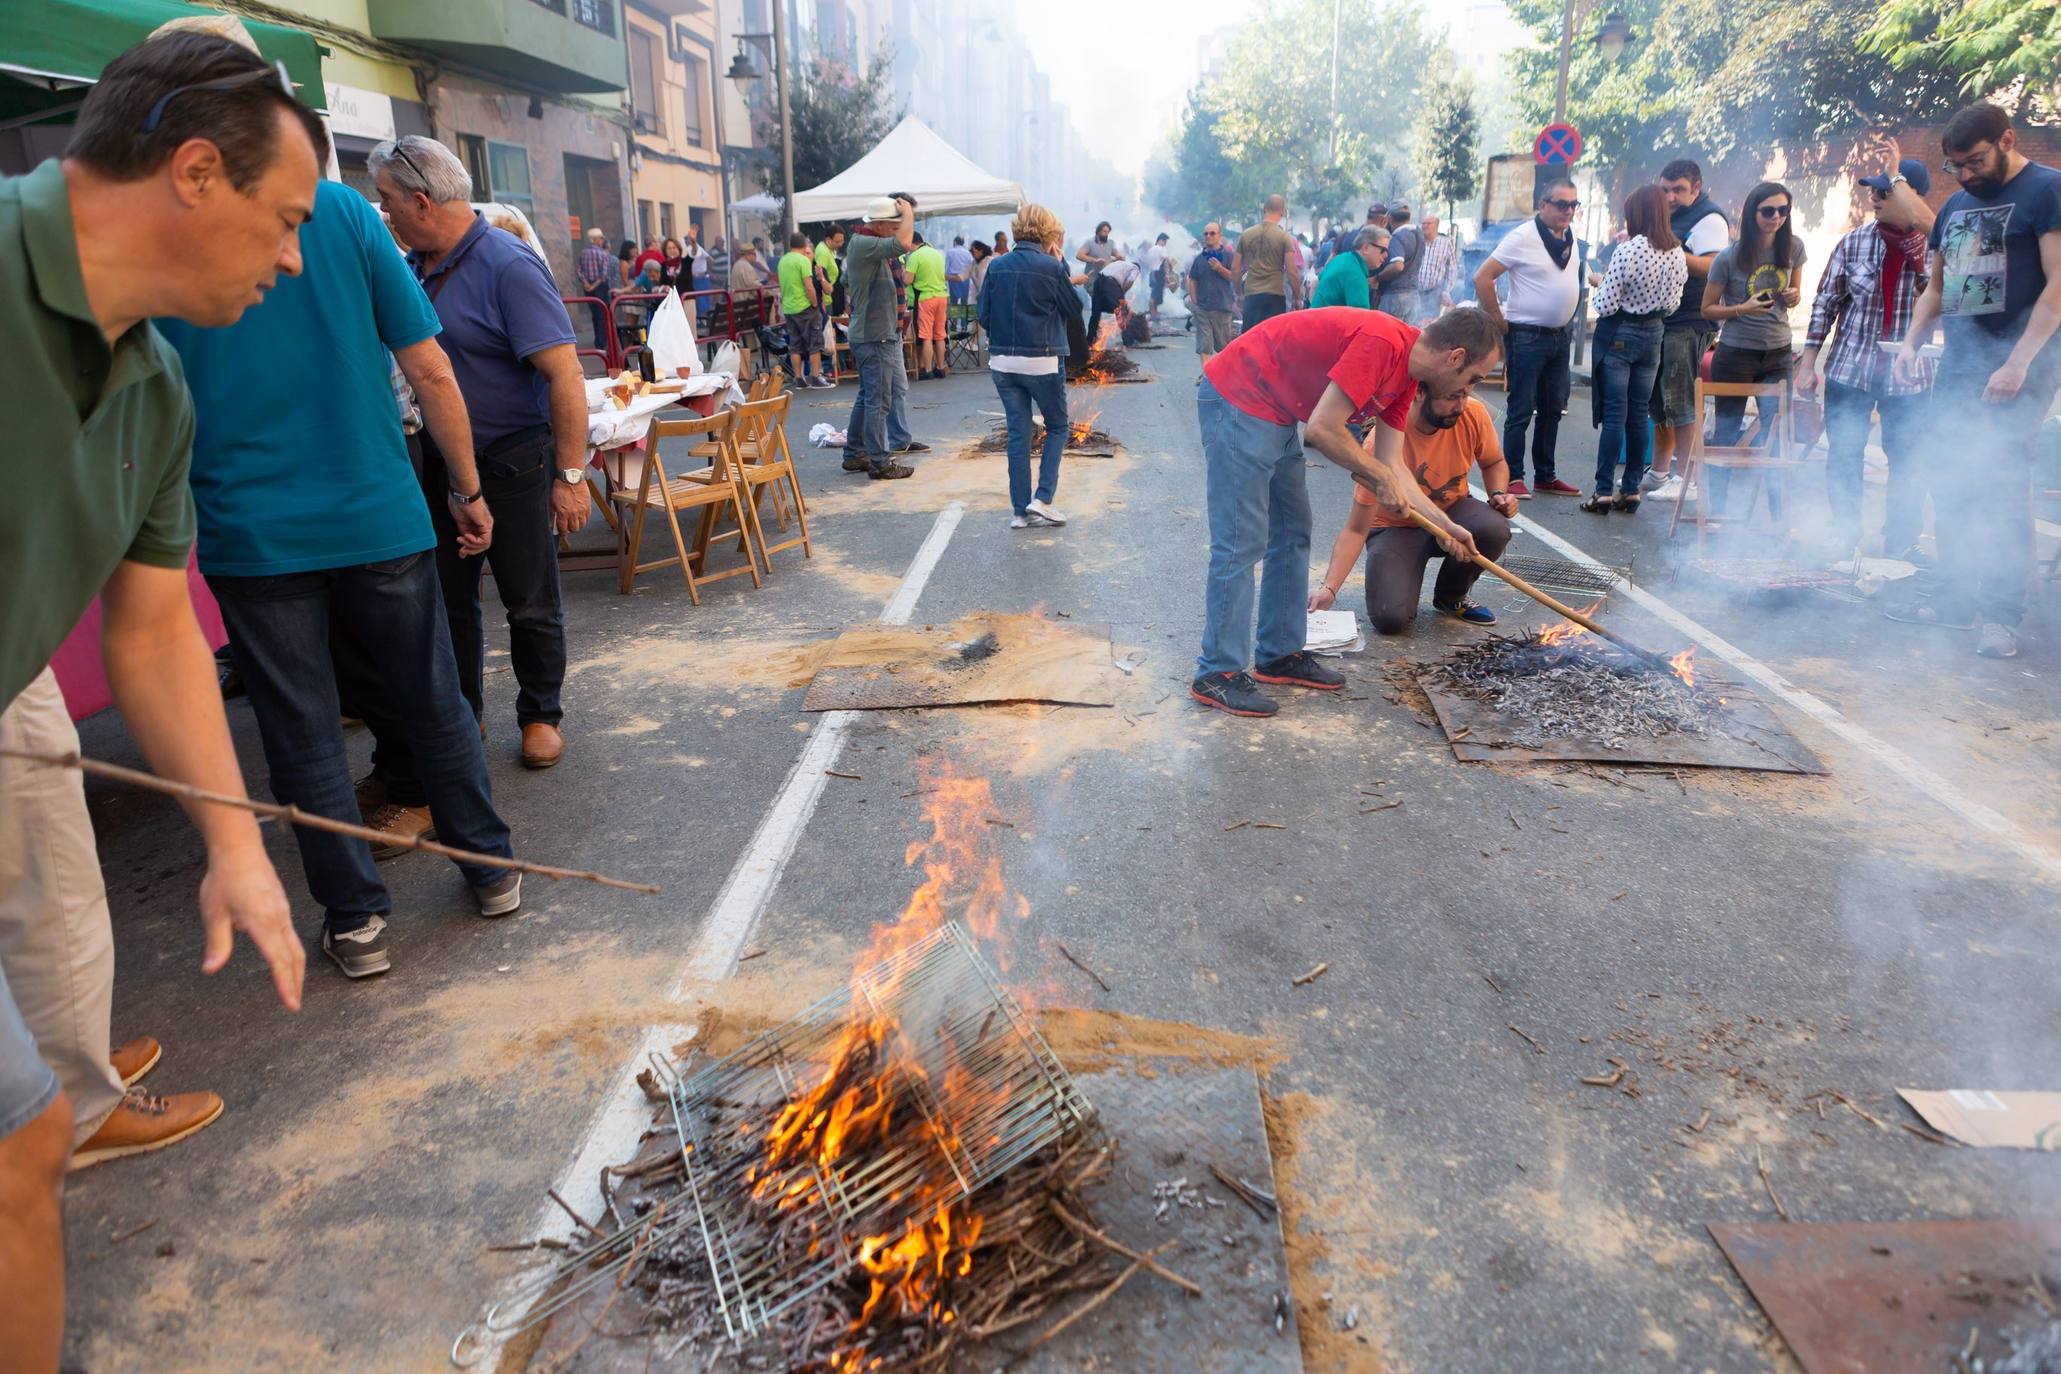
[{"left": 60, "top": 330, "right": 2061, "bottom": 1373}]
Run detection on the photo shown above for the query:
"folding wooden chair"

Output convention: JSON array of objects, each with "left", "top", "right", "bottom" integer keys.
[
  {"left": 603, "top": 409, "right": 761, "bottom": 602},
  {"left": 1670, "top": 380, "right": 1799, "bottom": 547},
  {"left": 725, "top": 394, "right": 813, "bottom": 570}
]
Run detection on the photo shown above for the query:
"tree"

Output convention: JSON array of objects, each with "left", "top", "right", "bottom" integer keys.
[
  {"left": 1146, "top": 85, "right": 1288, "bottom": 228},
  {"left": 1866, "top": 0, "right": 2061, "bottom": 115},
  {"left": 750, "top": 48, "right": 903, "bottom": 211},
  {"left": 1413, "top": 69, "right": 1480, "bottom": 219}
]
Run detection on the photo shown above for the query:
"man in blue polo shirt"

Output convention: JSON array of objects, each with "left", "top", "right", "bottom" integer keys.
[
  {"left": 158, "top": 178, "right": 522, "bottom": 981},
  {"left": 369, "top": 135, "right": 588, "bottom": 771}
]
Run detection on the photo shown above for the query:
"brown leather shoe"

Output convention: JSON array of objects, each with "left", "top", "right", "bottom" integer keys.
[
  {"left": 520, "top": 722, "right": 564, "bottom": 769},
  {"left": 363, "top": 802, "right": 436, "bottom": 860},
  {"left": 354, "top": 770, "right": 386, "bottom": 815},
  {"left": 70, "top": 1088, "right": 224, "bottom": 1171},
  {"left": 110, "top": 1036, "right": 161, "bottom": 1088}
]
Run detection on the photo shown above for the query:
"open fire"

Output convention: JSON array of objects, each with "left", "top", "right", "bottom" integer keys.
[{"left": 1422, "top": 623, "right": 1725, "bottom": 750}]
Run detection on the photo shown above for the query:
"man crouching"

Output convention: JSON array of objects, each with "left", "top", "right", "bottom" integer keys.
[{"left": 1309, "top": 388, "right": 1519, "bottom": 634}]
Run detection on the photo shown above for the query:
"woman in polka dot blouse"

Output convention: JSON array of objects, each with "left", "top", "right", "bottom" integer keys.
[{"left": 1585, "top": 185, "right": 1689, "bottom": 512}]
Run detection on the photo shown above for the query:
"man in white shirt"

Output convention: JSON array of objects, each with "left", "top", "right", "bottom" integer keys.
[
  {"left": 1647, "top": 158, "right": 1732, "bottom": 491},
  {"left": 1472, "top": 175, "right": 1584, "bottom": 497},
  {"left": 1140, "top": 233, "right": 1171, "bottom": 321},
  {"left": 1087, "top": 256, "right": 1142, "bottom": 351}
]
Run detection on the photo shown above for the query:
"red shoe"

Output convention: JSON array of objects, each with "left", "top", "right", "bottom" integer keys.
[
  {"left": 1507, "top": 480, "right": 1534, "bottom": 499},
  {"left": 1535, "top": 478, "right": 1582, "bottom": 496}
]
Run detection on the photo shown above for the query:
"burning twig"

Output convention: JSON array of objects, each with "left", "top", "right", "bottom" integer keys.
[
  {"left": 0, "top": 746, "right": 660, "bottom": 895},
  {"left": 1053, "top": 940, "right": 1112, "bottom": 993},
  {"left": 1419, "top": 629, "right": 1727, "bottom": 751},
  {"left": 1292, "top": 963, "right": 1329, "bottom": 988},
  {"left": 1756, "top": 1143, "right": 1790, "bottom": 1221}
]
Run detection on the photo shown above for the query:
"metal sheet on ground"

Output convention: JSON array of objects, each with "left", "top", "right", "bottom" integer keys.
[
  {"left": 802, "top": 613, "right": 1122, "bottom": 712},
  {"left": 1419, "top": 670, "right": 1826, "bottom": 774},
  {"left": 527, "top": 1066, "right": 1302, "bottom": 1373},
  {"left": 1710, "top": 1219, "right": 2061, "bottom": 1373}
]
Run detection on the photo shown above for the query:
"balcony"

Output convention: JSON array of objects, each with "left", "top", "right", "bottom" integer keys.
[{"left": 367, "top": 0, "right": 627, "bottom": 93}]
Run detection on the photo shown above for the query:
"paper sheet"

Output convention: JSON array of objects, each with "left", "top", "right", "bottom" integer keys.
[{"left": 1304, "top": 609, "right": 1364, "bottom": 657}]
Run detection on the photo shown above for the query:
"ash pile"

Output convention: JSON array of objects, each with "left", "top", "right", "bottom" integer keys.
[
  {"left": 1071, "top": 347, "right": 1145, "bottom": 382},
  {"left": 467, "top": 923, "right": 1189, "bottom": 1373},
  {"left": 973, "top": 421, "right": 1118, "bottom": 457},
  {"left": 1420, "top": 625, "right": 1724, "bottom": 751}
]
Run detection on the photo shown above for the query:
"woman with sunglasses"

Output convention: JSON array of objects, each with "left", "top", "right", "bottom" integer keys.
[
  {"left": 1582, "top": 185, "right": 1687, "bottom": 513},
  {"left": 1701, "top": 181, "right": 1807, "bottom": 512}
]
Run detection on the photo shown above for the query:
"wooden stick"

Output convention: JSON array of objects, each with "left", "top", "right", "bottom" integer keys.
[
  {"left": 1402, "top": 509, "right": 1675, "bottom": 668},
  {"left": 1053, "top": 940, "right": 1111, "bottom": 993},
  {"left": 1756, "top": 1143, "right": 1790, "bottom": 1221},
  {"left": 1047, "top": 1201, "right": 1202, "bottom": 1296},
  {"left": 0, "top": 747, "right": 659, "bottom": 895},
  {"left": 1009, "top": 1243, "right": 1172, "bottom": 1365}
]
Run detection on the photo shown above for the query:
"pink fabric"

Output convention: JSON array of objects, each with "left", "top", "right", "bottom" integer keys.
[{"left": 49, "top": 551, "right": 227, "bottom": 721}]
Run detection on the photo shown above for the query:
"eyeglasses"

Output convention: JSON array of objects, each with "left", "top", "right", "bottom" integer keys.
[
  {"left": 1756, "top": 205, "right": 1791, "bottom": 219},
  {"left": 140, "top": 59, "right": 294, "bottom": 135},
  {"left": 1543, "top": 198, "right": 1580, "bottom": 211},
  {"left": 1941, "top": 146, "right": 1995, "bottom": 174}
]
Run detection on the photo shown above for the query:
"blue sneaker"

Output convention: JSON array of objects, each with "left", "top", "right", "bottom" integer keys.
[{"left": 1435, "top": 600, "right": 1496, "bottom": 626}]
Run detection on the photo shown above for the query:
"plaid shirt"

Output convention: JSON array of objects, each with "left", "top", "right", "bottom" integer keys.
[
  {"left": 389, "top": 355, "right": 422, "bottom": 436},
  {"left": 1416, "top": 233, "right": 1457, "bottom": 294},
  {"left": 1805, "top": 223, "right": 1934, "bottom": 395},
  {"left": 575, "top": 244, "right": 613, "bottom": 292}
]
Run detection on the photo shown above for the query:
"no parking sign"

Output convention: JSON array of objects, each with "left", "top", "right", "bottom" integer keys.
[{"left": 1534, "top": 123, "right": 1583, "bottom": 165}]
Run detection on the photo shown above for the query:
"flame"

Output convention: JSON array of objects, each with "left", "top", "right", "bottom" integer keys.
[
  {"left": 1668, "top": 646, "right": 1698, "bottom": 688},
  {"left": 1537, "top": 620, "right": 1591, "bottom": 646}
]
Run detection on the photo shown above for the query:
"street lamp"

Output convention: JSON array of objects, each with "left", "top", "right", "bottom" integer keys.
[
  {"left": 1594, "top": 11, "right": 1636, "bottom": 62},
  {"left": 727, "top": 24, "right": 796, "bottom": 242},
  {"left": 1554, "top": 1, "right": 1637, "bottom": 124}
]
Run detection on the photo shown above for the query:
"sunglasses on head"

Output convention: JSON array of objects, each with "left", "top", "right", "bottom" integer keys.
[
  {"left": 1543, "top": 197, "right": 1580, "bottom": 211},
  {"left": 141, "top": 59, "right": 295, "bottom": 135}
]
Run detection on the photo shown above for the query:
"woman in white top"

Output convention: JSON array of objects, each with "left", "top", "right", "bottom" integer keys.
[{"left": 1584, "top": 184, "right": 1689, "bottom": 512}]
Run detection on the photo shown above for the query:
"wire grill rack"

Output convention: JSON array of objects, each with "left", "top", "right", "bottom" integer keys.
[
  {"left": 671, "top": 921, "right": 1097, "bottom": 1339},
  {"left": 1496, "top": 553, "right": 1628, "bottom": 603}
]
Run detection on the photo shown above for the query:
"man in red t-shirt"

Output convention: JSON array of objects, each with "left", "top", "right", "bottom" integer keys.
[{"left": 1192, "top": 305, "right": 1502, "bottom": 717}]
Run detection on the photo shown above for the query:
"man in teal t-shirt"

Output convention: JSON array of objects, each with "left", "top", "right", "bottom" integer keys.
[
  {"left": 1311, "top": 226, "right": 1390, "bottom": 310},
  {"left": 156, "top": 180, "right": 518, "bottom": 981},
  {"left": 777, "top": 231, "right": 831, "bottom": 387},
  {"left": 905, "top": 234, "right": 950, "bottom": 379}
]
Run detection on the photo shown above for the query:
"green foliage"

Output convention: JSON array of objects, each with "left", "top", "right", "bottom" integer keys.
[
  {"left": 1145, "top": 0, "right": 1446, "bottom": 228},
  {"left": 1866, "top": 0, "right": 2061, "bottom": 112},
  {"left": 1504, "top": 0, "right": 1968, "bottom": 167},
  {"left": 752, "top": 48, "right": 904, "bottom": 208},
  {"left": 1412, "top": 68, "right": 1480, "bottom": 219}
]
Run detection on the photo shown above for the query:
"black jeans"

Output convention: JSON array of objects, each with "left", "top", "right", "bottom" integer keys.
[
  {"left": 1707, "top": 343, "right": 1794, "bottom": 516},
  {"left": 1500, "top": 323, "right": 1572, "bottom": 483},
  {"left": 1241, "top": 291, "right": 1287, "bottom": 331},
  {"left": 1364, "top": 497, "right": 1513, "bottom": 634},
  {"left": 210, "top": 552, "right": 512, "bottom": 929},
  {"left": 1821, "top": 381, "right": 1928, "bottom": 552},
  {"left": 1085, "top": 273, "right": 1126, "bottom": 351}
]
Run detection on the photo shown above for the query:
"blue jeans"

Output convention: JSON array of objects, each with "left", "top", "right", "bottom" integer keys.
[
  {"left": 1196, "top": 378, "right": 1311, "bottom": 677},
  {"left": 843, "top": 338, "right": 913, "bottom": 466},
  {"left": 1823, "top": 381, "right": 1928, "bottom": 552},
  {"left": 1592, "top": 316, "right": 1663, "bottom": 495},
  {"left": 1501, "top": 323, "right": 1571, "bottom": 482},
  {"left": 992, "top": 368, "right": 1067, "bottom": 515},
  {"left": 210, "top": 552, "right": 513, "bottom": 930}
]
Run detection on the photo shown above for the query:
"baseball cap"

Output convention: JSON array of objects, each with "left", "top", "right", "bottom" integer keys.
[
  {"left": 1365, "top": 204, "right": 1386, "bottom": 219},
  {"left": 1858, "top": 158, "right": 1931, "bottom": 197},
  {"left": 864, "top": 195, "right": 899, "bottom": 221}
]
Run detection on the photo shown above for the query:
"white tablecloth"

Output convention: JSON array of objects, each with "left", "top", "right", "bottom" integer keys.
[{"left": 583, "top": 372, "right": 743, "bottom": 451}]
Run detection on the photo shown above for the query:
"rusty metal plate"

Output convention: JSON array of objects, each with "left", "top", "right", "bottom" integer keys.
[
  {"left": 1418, "top": 668, "right": 1826, "bottom": 774},
  {"left": 801, "top": 615, "right": 1121, "bottom": 712},
  {"left": 1710, "top": 1219, "right": 2061, "bottom": 1372}
]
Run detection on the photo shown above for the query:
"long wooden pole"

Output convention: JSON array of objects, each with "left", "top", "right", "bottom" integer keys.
[
  {"left": 1403, "top": 509, "right": 1675, "bottom": 669},
  {"left": 0, "top": 747, "right": 661, "bottom": 895}
]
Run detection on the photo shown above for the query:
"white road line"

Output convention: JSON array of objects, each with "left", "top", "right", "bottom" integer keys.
[
  {"left": 458, "top": 502, "right": 966, "bottom": 1368},
  {"left": 1500, "top": 506, "right": 2061, "bottom": 884}
]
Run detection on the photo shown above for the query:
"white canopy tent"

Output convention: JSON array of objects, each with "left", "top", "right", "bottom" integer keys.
[{"left": 790, "top": 116, "right": 1024, "bottom": 223}]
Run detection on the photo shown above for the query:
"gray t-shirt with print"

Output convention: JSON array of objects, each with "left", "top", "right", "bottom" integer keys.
[{"left": 1708, "top": 240, "right": 1808, "bottom": 350}]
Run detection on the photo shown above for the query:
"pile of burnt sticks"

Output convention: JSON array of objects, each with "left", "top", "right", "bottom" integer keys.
[
  {"left": 1418, "top": 627, "right": 1725, "bottom": 751},
  {"left": 525, "top": 1072, "right": 1180, "bottom": 1373},
  {"left": 973, "top": 423, "right": 1118, "bottom": 457}
]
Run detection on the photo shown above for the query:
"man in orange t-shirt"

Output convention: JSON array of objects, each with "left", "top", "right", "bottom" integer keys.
[{"left": 1309, "top": 389, "right": 1519, "bottom": 634}]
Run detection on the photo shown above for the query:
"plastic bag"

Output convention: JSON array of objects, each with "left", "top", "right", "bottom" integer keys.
[
  {"left": 709, "top": 340, "right": 742, "bottom": 379},
  {"left": 646, "top": 288, "right": 701, "bottom": 377}
]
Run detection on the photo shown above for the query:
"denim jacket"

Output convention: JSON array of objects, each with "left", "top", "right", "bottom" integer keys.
[{"left": 977, "top": 245, "right": 1075, "bottom": 358}]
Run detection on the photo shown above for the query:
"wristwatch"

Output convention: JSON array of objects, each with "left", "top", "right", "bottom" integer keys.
[
  {"left": 1888, "top": 173, "right": 1909, "bottom": 188},
  {"left": 558, "top": 468, "right": 587, "bottom": 486},
  {"left": 448, "top": 487, "right": 483, "bottom": 505}
]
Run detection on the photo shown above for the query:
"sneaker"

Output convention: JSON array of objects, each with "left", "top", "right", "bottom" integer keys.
[
  {"left": 1026, "top": 498, "right": 1068, "bottom": 526},
  {"left": 869, "top": 462, "right": 915, "bottom": 480},
  {"left": 1190, "top": 671, "right": 1279, "bottom": 717},
  {"left": 812, "top": 376, "right": 838, "bottom": 389},
  {"left": 363, "top": 802, "right": 435, "bottom": 861},
  {"left": 70, "top": 1088, "right": 224, "bottom": 1171},
  {"left": 842, "top": 455, "right": 871, "bottom": 472},
  {"left": 1507, "top": 480, "right": 1534, "bottom": 500},
  {"left": 474, "top": 872, "right": 523, "bottom": 918},
  {"left": 1434, "top": 600, "right": 1497, "bottom": 625},
  {"left": 1883, "top": 603, "right": 1975, "bottom": 629},
  {"left": 894, "top": 441, "right": 932, "bottom": 454},
  {"left": 111, "top": 1036, "right": 162, "bottom": 1088},
  {"left": 1011, "top": 511, "right": 1059, "bottom": 529},
  {"left": 1638, "top": 469, "right": 1669, "bottom": 494},
  {"left": 1648, "top": 475, "right": 1693, "bottom": 504},
  {"left": 1977, "top": 623, "right": 2019, "bottom": 659},
  {"left": 322, "top": 915, "right": 391, "bottom": 979},
  {"left": 1535, "top": 478, "right": 1581, "bottom": 496},
  {"left": 1252, "top": 651, "right": 1347, "bottom": 690}
]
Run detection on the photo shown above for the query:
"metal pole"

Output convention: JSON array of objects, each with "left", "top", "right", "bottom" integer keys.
[
  {"left": 773, "top": 2, "right": 797, "bottom": 241},
  {"left": 1555, "top": 0, "right": 1574, "bottom": 125},
  {"left": 1327, "top": 0, "right": 1341, "bottom": 163}
]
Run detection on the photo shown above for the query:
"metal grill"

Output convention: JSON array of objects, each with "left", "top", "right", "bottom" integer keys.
[
  {"left": 672, "top": 921, "right": 1096, "bottom": 1339},
  {"left": 1495, "top": 553, "right": 1627, "bottom": 603}
]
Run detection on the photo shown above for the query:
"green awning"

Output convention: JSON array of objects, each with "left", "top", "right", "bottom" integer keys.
[{"left": 0, "top": 0, "right": 328, "bottom": 130}]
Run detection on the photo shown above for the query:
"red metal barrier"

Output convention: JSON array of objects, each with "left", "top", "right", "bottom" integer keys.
[{"left": 562, "top": 293, "right": 619, "bottom": 374}]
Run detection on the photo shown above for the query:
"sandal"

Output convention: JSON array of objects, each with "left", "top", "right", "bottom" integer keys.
[
  {"left": 1578, "top": 493, "right": 1613, "bottom": 513},
  {"left": 1613, "top": 494, "right": 1641, "bottom": 514}
]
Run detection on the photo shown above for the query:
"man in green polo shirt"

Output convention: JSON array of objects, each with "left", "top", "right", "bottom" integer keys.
[
  {"left": 906, "top": 232, "right": 950, "bottom": 379},
  {"left": 1311, "top": 226, "right": 1392, "bottom": 310},
  {"left": 0, "top": 31, "right": 319, "bottom": 1360},
  {"left": 778, "top": 230, "right": 831, "bottom": 387},
  {"left": 815, "top": 224, "right": 845, "bottom": 316}
]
